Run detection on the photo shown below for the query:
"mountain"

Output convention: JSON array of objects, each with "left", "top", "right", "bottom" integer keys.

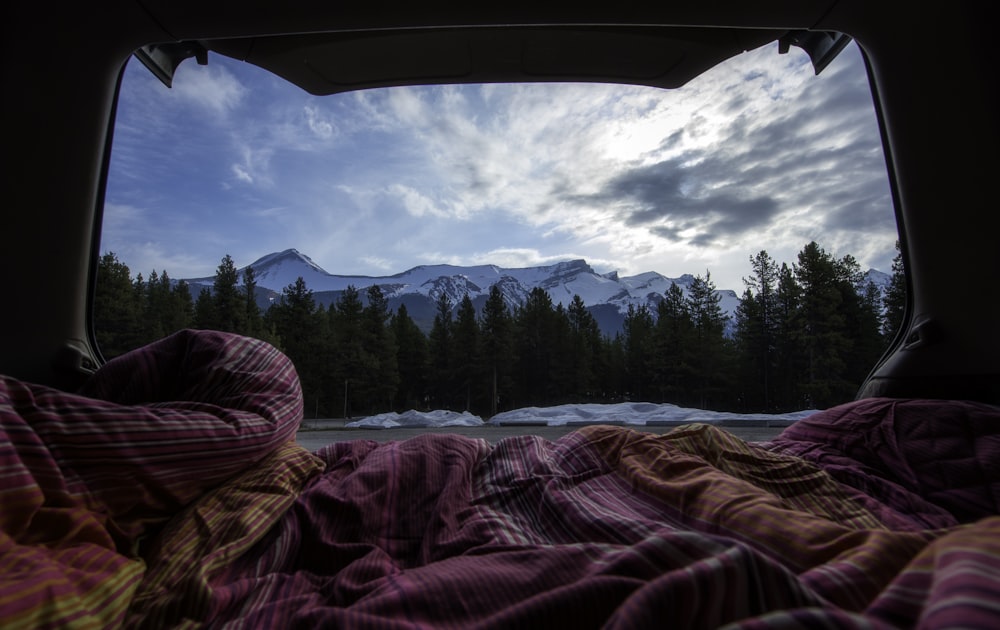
[{"left": 185, "top": 248, "right": 871, "bottom": 336}]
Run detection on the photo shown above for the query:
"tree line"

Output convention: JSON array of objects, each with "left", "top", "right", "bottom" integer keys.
[{"left": 94, "top": 241, "right": 906, "bottom": 417}]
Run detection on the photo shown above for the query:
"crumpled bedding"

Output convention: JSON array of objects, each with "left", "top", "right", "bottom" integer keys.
[
  {"left": 765, "top": 397, "right": 1000, "bottom": 530},
  {"left": 0, "top": 330, "right": 321, "bottom": 628},
  {"left": 2, "top": 330, "right": 998, "bottom": 629}
]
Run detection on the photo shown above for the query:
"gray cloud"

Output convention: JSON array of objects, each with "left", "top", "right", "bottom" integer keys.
[
  {"left": 573, "top": 154, "right": 781, "bottom": 247},
  {"left": 573, "top": 46, "right": 892, "bottom": 254}
]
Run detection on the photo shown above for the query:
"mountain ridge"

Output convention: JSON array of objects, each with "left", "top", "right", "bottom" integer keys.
[{"left": 184, "top": 248, "right": 889, "bottom": 335}]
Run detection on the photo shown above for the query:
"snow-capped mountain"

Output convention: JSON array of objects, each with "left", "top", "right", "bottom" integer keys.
[{"left": 184, "top": 249, "right": 739, "bottom": 335}]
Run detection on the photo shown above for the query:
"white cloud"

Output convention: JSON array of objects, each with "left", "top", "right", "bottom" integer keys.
[
  {"left": 229, "top": 145, "right": 274, "bottom": 187},
  {"left": 386, "top": 184, "right": 449, "bottom": 218},
  {"left": 231, "top": 164, "right": 254, "bottom": 183},
  {"left": 171, "top": 65, "right": 246, "bottom": 115},
  {"left": 304, "top": 105, "right": 335, "bottom": 139}
]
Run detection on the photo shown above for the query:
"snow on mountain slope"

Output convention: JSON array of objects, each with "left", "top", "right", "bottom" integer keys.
[{"left": 182, "top": 248, "right": 885, "bottom": 335}]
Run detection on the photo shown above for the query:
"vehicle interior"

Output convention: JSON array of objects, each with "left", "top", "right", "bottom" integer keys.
[{"left": 2, "top": 1, "right": 998, "bottom": 628}]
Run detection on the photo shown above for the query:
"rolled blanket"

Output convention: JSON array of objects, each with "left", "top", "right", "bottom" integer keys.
[{"left": 1, "top": 329, "right": 316, "bottom": 629}]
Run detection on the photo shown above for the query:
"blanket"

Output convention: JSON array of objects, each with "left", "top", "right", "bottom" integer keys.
[
  {"left": 0, "top": 330, "right": 322, "bottom": 628},
  {"left": 2, "top": 330, "right": 998, "bottom": 628}
]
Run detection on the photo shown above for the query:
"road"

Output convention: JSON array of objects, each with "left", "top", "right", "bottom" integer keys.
[{"left": 295, "top": 423, "right": 787, "bottom": 451}]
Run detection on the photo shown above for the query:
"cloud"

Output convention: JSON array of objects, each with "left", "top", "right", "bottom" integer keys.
[
  {"left": 228, "top": 146, "right": 274, "bottom": 187},
  {"left": 304, "top": 105, "right": 335, "bottom": 139},
  {"left": 386, "top": 184, "right": 450, "bottom": 218},
  {"left": 231, "top": 164, "right": 254, "bottom": 183},
  {"left": 171, "top": 64, "right": 246, "bottom": 115}
]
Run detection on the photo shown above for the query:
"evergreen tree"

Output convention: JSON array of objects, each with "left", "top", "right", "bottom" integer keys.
[
  {"left": 392, "top": 304, "right": 428, "bottom": 411},
  {"left": 192, "top": 287, "right": 212, "bottom": 329},
  {"left": 156, "top": 271, "right": 192, "bottom": 335},
  {"left": 140, "top": 270, "right": 167, "bottom": 344},
  {"left": 242, "top": 264, "right": 263, "bottom": 337},
  {"left": 170, "top": 279, "right": 194, "bottom": 333},
  {"left": 452, "top": 294, "right": 480, "bottom": 410},
  {"left": 93, "top": 252, "right": 141, "bottom": 358},
  {"left": 514, "top": 288, "right": 559, "bottom": 406},
  {"left": 548, "top": 303, "right": 575, "bottom": 403},
  {"left": 836, "top": 255, "right": 885, "bottom": 390},
  {"left": 883, "top": 241, "right": 907, "bottom": 340},
  {"left": 567, "top": 294, "right": 604, "bottom": 400},
  {"left": 735, "top": 251, "right": 779, "bottom": 410},
  {"left": 734, "top": 287, "right": 762, "bottom": 409},
  {"left": 361, "top": 285, "right": 399, "bottom": 413},
  {"left": 427, "top": 293, "right": 454, "bottom": 409},
  {"left": 606, "top": 333, "right": 627, "bottom": 401},
  {"left": 212, "top": 254, "right": 245, "bottom": 333},
  {"left": 793, "top": 242, "right": 849, "bottom": 408},
  {"left": 652, "top": 282, "right": 692, "bottom": 404},
  {"left": 479, "top": 285, "right": 514, "bottom": 415},
  {"left": 622, "top": 303, "right": 655, "bottom": 400},
  {"left": 772, "top": 262, "right": 803, "bottom": 410},
  {"left": 328, "top": 285, "right": 370, "bottom": 418},
  {"left": 685, "top": 272, "right": 729, "bottom": 408},
  {"left": 266, "top": 277, "right": 326, "bottom": 415}
]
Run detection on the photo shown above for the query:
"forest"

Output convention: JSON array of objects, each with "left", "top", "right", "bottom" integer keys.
[{"left": 94, "top": 241, "right": 906, "bottom": 418}]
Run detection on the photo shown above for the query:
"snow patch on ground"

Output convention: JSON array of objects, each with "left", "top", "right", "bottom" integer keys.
[
  {"left": 341, "top": 402, "right": 817, "bottom": 429},
  {"left": 346, "top": 409, "right": 484, "bottom": 429}
]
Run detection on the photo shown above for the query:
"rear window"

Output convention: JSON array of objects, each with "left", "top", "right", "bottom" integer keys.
[{"left": 97, "top": 38, "right": 901, "bottom": 419}]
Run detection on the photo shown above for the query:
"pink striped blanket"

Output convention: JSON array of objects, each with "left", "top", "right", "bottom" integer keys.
[{"left": 2, "top": 330, "right": 998, "bottom": 628}]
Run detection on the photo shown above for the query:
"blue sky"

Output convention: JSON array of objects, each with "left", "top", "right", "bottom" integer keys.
[{"left": 103, "top": 39, "right": 896, "bottom": 291}]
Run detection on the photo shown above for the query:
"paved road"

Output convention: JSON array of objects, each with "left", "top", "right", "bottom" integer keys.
[{"left": 295, "top": 423, "right": 787, "bottom": 451}]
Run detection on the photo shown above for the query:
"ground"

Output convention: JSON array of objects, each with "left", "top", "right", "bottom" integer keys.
[{"left": 295, "top": 423, "right": 786, "bottom": 449}]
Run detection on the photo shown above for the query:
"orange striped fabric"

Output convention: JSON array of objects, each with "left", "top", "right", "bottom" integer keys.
[{"left": 126, "top": 442, "right": 323, "bottom": 627}]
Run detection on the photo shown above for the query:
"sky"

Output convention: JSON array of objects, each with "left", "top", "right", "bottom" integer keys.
[{"left": 103, "top": 38, "right": 897, "bottom": 292}]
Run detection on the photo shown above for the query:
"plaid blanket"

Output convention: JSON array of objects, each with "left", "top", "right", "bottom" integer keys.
[
  {"left": 2, "top": 330, "right": 998, "bottom": 628},
  {"left": 0, "top": 330, "right": 321, "bottom": 628}
]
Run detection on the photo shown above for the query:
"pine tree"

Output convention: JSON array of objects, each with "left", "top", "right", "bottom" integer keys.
[
  {"left": 93, "top": 252, "right": 142, "bottom": 358},
  {"left": 193, "top": 287, "right": 215, "bottom": 330},
  {"left": 772, "top": 262, "right": 803, "bottom": 410},
  {"left": 548, "top": 303, "right": 575, "bottom": 403},
  {"left": 392, "top": 304, "right": 428, "bottom": 411},
  {"left": 170, "top": 279, "right": 194, "bottom": 333},
  {"left": 361, "top": 285, "right": 399, "bottom": 413},
  {"left": 156, "top": 270, "right": 191, "bottom": 335},
  {"left": 622, "top": 303, "right": 655, "bottom": 400},
  {"left": 883, "top": 241, "right": 907, "bottom": 340},
  {"left": 793, "top": 242, "right": 849, "bottom": 408},
  {"left": 652, "top": 282, "right": 692, "bottom": 404},
  {"left": 452, "top": 294, "right": 480, "bottom": 411},
  {"left": 836, "top": 256, "right": 885, "bottom": 391},
  {"left": 735, "top": 251, "right": 780, "bottom": 410},
  {"left": 514, "top": 287, "right": 558, "bottom": 406},
  {"left": 266, "top": 277, "right": 326, "bottom": 415},
  {"left": 328, "top": 285, "right": 369, "bottom": 418},
  {"left": 734, "top": 287, "right": 762, "bottom": 409},
  {"left": 212, "top": 254, "right": 245, "bottom": 333},
  {"left": 242, "top": 264, "right": 263, "bottom": 338},
  {"left": 567, "top": 294, "right": 604, "bottom": 401},
  {"left": 139, "top": 270, "right": 166, "bottom": 344},
  {"left": 479, "top": 285, "right": 514, "bottom": 415},
  {"left": 685, "top": 272, "right": 729, "bottom": 408},
  {"left": 427, "top": 292, "right": 454, "bottom": 409}
]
